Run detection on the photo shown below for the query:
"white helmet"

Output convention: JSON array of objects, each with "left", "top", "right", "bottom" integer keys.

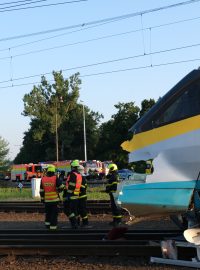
[{"left": 78, "top": 165, "right": 85, "bottom": 174}]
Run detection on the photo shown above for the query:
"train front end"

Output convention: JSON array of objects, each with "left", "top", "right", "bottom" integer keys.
[{"left": 117, "top": 69, "right": 200, "bottom": 219}]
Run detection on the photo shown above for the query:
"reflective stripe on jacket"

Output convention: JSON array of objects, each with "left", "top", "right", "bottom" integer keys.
[
  {"left": 79, "top": 176, "right": 87, "bottom": 199},
  {"left": 41, "top": 175, "right": 60, "bottom": 202},
  {"left": 106, "top": 172, "right": 119, "bottom": 193},
  {"left": 66, "top": 171, "right": 82, "bottom": 196}
]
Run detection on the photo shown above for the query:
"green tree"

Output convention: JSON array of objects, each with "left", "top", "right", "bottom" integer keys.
[
  {"left": 0, "top": 136, "right": 9, "bottom": 167},
  {"left": 22, "top": 71, "right": 81, "bottom": 161},
  {"left": 15, "top": 103, "right": 103, "bottom": 163},
  {"left": 59, "top": 104, "right": 103, "bottom": 160},
  {"left": 139, "top": 98, "right": 156, "bottom": 118},
  {"left": 14, "top": 119, "right": 54, "bottom": 163},
  {"left": 96, "top": 99, "right": 156, "bottom": 168},
  {"left": 96, "top": 102, "right": 140, "bottom": 168}
]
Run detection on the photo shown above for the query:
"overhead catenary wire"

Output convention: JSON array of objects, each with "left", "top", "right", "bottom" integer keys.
[
  {"left": 0, "top": 13, "right": 200, "bottom": 53},
  {"left": 0, "top": 0, "right": 199, "bottom": 42},
  {"left": 81, "top": 58, "right": 200, "bottom": 78},
  {"left": 0, "top": 22, "right": 139, "bottom": 55},
  {"left": 0, "top": 19, "right": 130, "bottom": 53},
  {"left": 1, "top": 57, "right": 200, "bottom": 89},
  {"left": 0, "top": 41, "right": 200, "bottom": 84},
  {"left": 0, "top": 0, "right": 41, "bottom": 5},
  {"left": 0, "top": 0, "right": 49, "bottom": 10},
  {"left": 0, "top": 0, "right": 87, "bottom": 13},
  {"left": 1, "top": 0, "right": 200, "bottom": 89}
]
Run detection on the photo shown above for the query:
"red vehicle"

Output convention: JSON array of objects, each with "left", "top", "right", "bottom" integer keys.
[{"left": 11, "top": 163, "right": 43, "bottom": 181}]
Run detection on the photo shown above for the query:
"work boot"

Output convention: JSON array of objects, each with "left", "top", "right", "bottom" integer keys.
[
  {"left": 45, "top": 222, "right": 50, "bottom": 229},
  {"left": 49, "top": 225, "right": 57, "bottom": 231},
  {"left": 81, "top": 218, "right": 92, "bottom": 228},
  {"left": 82, "top": 218, "right": 88, "bottom": 225},
  {"left": 70, "top": 217, "right": 79, "bottom": 229},
  {"left": 77, "top": 216, "right": 81, "bottom": 226},
  {"left": 109, "top": 220, "right": 122, "bottom": 227}
]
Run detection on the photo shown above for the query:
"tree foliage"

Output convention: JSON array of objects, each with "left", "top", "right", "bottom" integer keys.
[
  {"left": 95, "top": 99, "right": 156, "bottom": 168},
  {"left": 96, "top": 102, "right": 140, "bottom": 168},
  {"left": 59, "top": 104, "right": 102, "bottom": 161},
  {"left": 22, "top": 71, "right": 80, "bottom": 140},
  {"left": 14, "top": 70, "right": 156, "bottom": 169},
  {"left": 139, "top": 98, "right": 156, "bottom": 118},
  {"left": 0, "top": 136, "right": 9, "bottom": 166},
  {"left": 15, "top": 72, "right": 103, "bottom": 163},
  {"left": 15, "top": 105, "right": 103, "bottom": 163}
]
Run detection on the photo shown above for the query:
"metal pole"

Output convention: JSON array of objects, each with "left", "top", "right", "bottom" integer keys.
[
  {"left": 55, "top": 102, "right": 59, "bottom": 162},
  {"left": 83, "top": 104, "right": 87, "bottom": 161}
]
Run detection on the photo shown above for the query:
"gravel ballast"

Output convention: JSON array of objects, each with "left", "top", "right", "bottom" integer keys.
[{"left": 0, "top": 212, "right": 188, "bottom": 269}]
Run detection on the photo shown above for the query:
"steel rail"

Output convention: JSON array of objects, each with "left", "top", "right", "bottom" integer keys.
[
  {"left": 0, "top": 200, "right": 109, "bottom": 203},
  {"left": 0, "top": 229, "right": 184, "bottom": 256},
  {"left": 0, "top": 200, "right": 114, "bottom": 214},
  {"left": 0, "top": 228, "right": 183, "bottom": 233},
  {"left": 0, "top": 229, "right": 183, "bottom": 240}
]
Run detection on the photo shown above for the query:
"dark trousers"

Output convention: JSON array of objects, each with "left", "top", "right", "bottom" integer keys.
[
  {"left": 63, "top": 198, "right": 79, "bottom": 227},
  {"left": 78, "top": 197, "right": 88, "bottom": 225},
  {"left": 44, "top": 202, "right": 59, "bottom": 228},
  {"left": 109, "top": 193, "right": 122, "bottom": 222},
  {"left": 63, "top": 198, "right": 79, "bottom": 217}
]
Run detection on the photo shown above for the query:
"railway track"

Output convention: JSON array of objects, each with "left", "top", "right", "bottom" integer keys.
[
  {"left": 0, "top": 229, "right": 186, "bottom": 256},
  {"left": 0, "top": 200, "right": 121, "bottom": 214}
]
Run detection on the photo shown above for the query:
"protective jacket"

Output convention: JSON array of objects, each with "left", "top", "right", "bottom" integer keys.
[
  {"left": 65, "top": 171, "right": 82, "bottom": 199},
  {"left": 105, "top": 171, "right": 119, "bottom": 193},
  {"left": 40, "top": 175, "right": 63, "bottom": 202},
  {"left": 145, "top": 160, "right": 154, "bottom": 174},
  {"left": 79, "top": 176, "right": 87, "bottom": 199}
]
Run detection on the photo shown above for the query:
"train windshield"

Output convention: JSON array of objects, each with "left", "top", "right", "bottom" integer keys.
[
  {"left": 130, "top": 69, "right": 200, "bottom": 134},
  {"left": 153, "top": 81, "right": 200, "bottom": 128}
]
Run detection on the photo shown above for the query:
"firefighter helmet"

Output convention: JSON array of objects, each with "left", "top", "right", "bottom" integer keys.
[
  {"left": 47, "top": 164, "right": 56, "bottom": 173},
  {"left": 71, "top": 160, "right": 79, "bottom": 167},
  {"left": 108, "top": 163, "right": 118, "bottom": 172}
]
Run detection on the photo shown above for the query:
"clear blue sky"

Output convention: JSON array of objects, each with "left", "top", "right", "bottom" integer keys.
[{"left": 0, "top": 0, "right": 200, "bottom": 160}]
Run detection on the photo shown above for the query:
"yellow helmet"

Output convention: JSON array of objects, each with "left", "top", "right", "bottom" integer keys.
[
  {"left": 47, "top": 165, "right": 56, "bottom": 173},
  {"left": 71, "top": 160, "right": 79, "bottom": 167},
  {"left": 108, "top": 163, "right": 118, "bottom": 172}
]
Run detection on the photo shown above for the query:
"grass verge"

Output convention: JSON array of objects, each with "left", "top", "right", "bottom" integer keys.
[{"left": 0, "top": 186, "right": 109, "bottom": 201}]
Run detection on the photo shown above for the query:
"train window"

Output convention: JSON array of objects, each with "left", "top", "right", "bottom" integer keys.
[{"left": 154, "top": 81, "right": 200, "bottom": 127}]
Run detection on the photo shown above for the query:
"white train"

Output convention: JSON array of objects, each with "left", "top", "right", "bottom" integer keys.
[{"left": 118, "top": 69, "right": 200, "bottom": 231}]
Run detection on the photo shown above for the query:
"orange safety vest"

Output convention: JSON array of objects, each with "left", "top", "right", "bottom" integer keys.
[
  {"left": 41, "top": 175, "right": 59, "bottom": 202},
  {"left": 66, "top": 172, "right": 82, "bottom": 195}
]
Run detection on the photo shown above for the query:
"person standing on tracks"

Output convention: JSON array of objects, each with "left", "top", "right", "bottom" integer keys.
[
  {"left": 40, "top": 165, "right": 64, "bottom": 231},
  {"left": 63, "top": 160, "right": 82, "bottom": 229},
  {"left": 77, "top": 165, "right": 91, "bottom": 228},
  {"left": 105, "top": 163, "right": 122, "bottom": 227}
]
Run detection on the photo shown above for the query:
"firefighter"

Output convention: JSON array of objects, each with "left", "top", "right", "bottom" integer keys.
[
  {"left": 105, "top": 163, "right": 122, "bottom": 226},
  {"left": 77, "top": 165, "right": 91, "bottom": 228},
  {"left": 40, "top": 164, "right": 64, "bottom": 231},
  {"left": 145, "top": 160, "right": 154, "bottom": 174},
  {"left": 63, "top": 160, "right": 82, "bottom": 229},
  {"left": 57, "top": 170, "right": 65, "bottom": 182}
]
